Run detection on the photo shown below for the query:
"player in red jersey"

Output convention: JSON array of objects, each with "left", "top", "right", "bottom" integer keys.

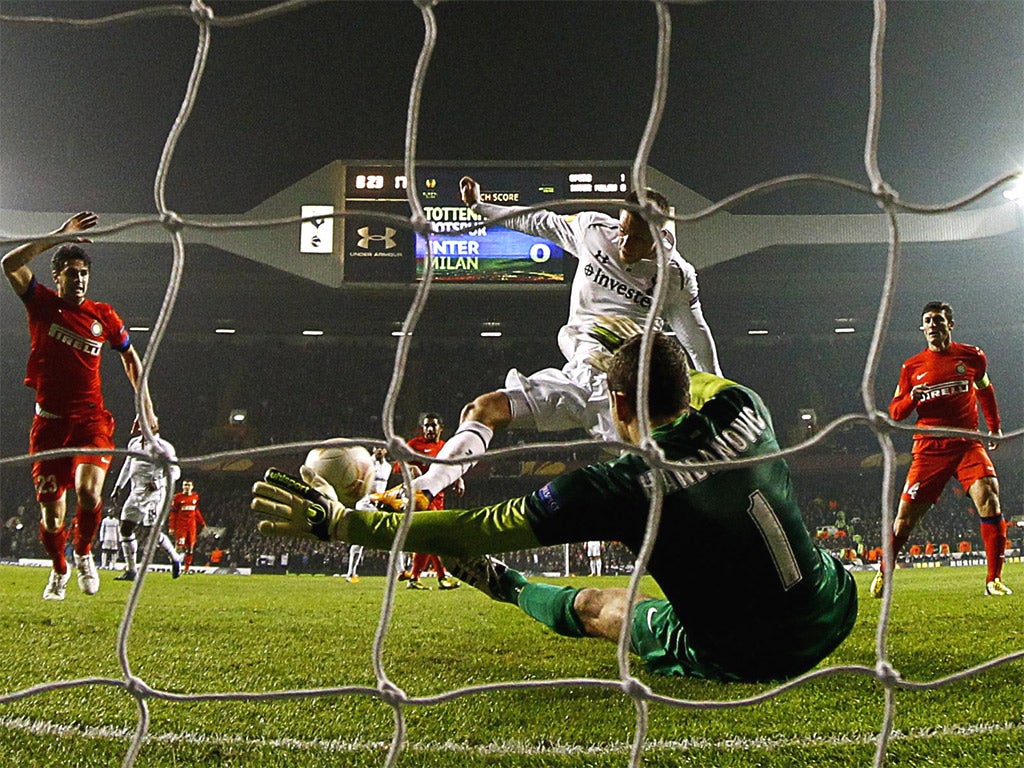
[
  {"left": 872, "top": 301, "right": 1009, "bottom": 598},
  {"left": 169, "top": 479, "right": 206, "bottom": 573},
  {"left": 395, "top": 414, "right": 462, "bottom": 590},
  {"left": 3, "top": 212, "right": 157, "bottom": 601}
]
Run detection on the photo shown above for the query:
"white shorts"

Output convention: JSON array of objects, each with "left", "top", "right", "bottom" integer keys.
[
  {"left": 586, "top": 541, "right": 602, "bottom": 558},
  {"left": 500, "top": 356, "right": 616, "bottom": 441},
  {"left": 121, "top": 492, "right": 165, "bottom": 528}
]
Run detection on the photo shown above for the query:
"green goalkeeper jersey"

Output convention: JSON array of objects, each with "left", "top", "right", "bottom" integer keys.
[
  {"left": 345, "top": 373, "right": 857, "bottom": 679},
  {"left": 523, "top": 373, "right": 857, "bottom": 679}
]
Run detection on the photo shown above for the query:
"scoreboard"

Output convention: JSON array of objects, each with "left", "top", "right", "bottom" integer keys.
[{"left": 339, "top": 162, "right": 629, "bottom": 284}]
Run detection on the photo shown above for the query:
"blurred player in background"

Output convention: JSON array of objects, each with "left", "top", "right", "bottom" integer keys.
[
  {"left": 585, "top": 541, "right": 603, "bottom": 576},
  {"left": 111, "top": 430, "right": 183, "bottom": 581},
  {"left": 98, "top": 509, "right": 120, "bottom": 570},
  {"left": 376, "top": 179, "right": 721, "bottom": 513},
  {"left": 2, "top": 211, "right": 157, "bottom": 601},
  {"left": 255, "top": 328, "right": 856, "bottom": 683},
  {"left": 395, "top": 414, "right": 461, "bottom": 590},
  {"left": 875, "top": 301, "right": 1009, "bottom": 598},
  {"left": 170, "top": 479, "right": 205, "bottom": 574},
  {"left": 346, "top": 446, "right": 393, "bottom": 583}
]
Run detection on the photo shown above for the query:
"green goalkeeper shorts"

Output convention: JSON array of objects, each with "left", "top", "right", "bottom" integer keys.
[{"left": 629, "top": 598, "right": 740, "bottom": 681}]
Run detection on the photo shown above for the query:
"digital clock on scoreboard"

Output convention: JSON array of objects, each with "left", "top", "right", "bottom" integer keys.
[{"left": 341, "top": 163, "right": 629, "bottom": 284}]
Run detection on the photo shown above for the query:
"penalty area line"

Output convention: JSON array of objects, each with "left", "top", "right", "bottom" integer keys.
[{"left": 1, "top": 715, "right": 1023, "bottom": 757}]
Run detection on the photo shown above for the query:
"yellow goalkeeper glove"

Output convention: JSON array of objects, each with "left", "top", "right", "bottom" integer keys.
[
  {"left": 251, "top": 465, "right": 349, "bottom": 541},
  {"left": 587, "top": 314, "right": 645, "bottom": 372}
]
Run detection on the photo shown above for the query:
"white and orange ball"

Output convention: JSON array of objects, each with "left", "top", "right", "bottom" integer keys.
[{"left": 304, "top": 444, "right": 375, "bottom": 507}]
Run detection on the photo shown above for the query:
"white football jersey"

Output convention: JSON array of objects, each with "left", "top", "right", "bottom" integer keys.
[
  {"left": 99, "top": 515, "right": 121, "bottom": 547},
  {"left": 370, "top": 458, "right": 392, "bottom": 495},
  {"left": 474, "top": 203, "right": 721, "bottom": 375},
  {"left": 114, "top": 434, "right": 181, "bottom": 502}
]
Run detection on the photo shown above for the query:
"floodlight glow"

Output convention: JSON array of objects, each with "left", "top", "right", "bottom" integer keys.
[
  {"left": 215, "top": 328, "right": 236, "bottom": 335},
  {"left": 302, "top": 329, "right": 324, "bottom": 336}
]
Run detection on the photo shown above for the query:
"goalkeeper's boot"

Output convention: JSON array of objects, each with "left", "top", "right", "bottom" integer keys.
[
  {"left": 446, "top": 556, "right": 519, "bottom": 605},
  {"left": 371, "top": 485, "right": 433, "bottom": 512},
  {"left": 438, "top": 577, "right": 461, "bottom": 590},
  {"left": 42, "top": 569, "right": 71, "bottom": 601},
  {"left": 397, "top": 570, "right": 413, "bottom": 582},
  {"left": 406, "top": 578, "right": 430, "bottom": 590},
  {"left": 74, "top": 552, "right": 100, "bottom": 595},
  {"left": 985, "top": 578, "right": 1013, "bottom": 596},
  {"left": 869, "top": 570, "right": 885, "bottom": 599}
]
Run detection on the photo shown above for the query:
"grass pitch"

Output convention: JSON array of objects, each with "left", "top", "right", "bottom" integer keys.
[{"left": 1, "top": 563, "right": 1022, "bottom": 767}]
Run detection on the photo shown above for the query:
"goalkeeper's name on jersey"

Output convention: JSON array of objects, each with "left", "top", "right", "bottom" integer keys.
[{"left": 639, "top": 404, "right": 770, "bottom": 496}]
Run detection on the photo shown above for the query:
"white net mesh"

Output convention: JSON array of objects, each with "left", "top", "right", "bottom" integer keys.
[{"left": 1, "top": 1, "right": 1022, "bottom": 767}]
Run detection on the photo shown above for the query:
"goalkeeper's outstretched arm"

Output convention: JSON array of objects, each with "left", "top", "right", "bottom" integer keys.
[{"left": 251, "top": 466, "right": 541, "bottom": 558}]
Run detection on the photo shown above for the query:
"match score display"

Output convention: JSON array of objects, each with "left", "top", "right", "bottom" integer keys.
[{"left": 342, "top": 163, "right": 629, "bottom": 283}]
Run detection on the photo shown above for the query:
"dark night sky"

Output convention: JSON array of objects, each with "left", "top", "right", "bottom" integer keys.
[
  {"left": 1, "top": 1, "right": 1022, "bottom": 461},
  {"left": 2, "top": 1, "right": 1022, "bottom": 214}
]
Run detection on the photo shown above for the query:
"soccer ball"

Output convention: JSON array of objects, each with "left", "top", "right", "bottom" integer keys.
[{"left": 304, "top": 444, "right": 375, "bottom": 507}]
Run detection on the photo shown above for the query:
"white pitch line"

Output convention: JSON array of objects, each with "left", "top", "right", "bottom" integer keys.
[{"left": 1, "top": 715, "right": 1023, "bottom": 757}]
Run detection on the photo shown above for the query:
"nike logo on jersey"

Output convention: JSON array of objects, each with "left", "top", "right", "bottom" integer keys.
[{"left": 915, "top": 373, "right": 927, "bottom": 380}]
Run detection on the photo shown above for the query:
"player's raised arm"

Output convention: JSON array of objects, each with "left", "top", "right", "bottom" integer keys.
[
  {"left": 460, "top": 176, "right": 481, "bottom": 207},
  {"left": 118, "top": 345, "right": 158, "bottom": 435},
  {"left": 1, "top": 211, "right": 97, "bottom": 295}
]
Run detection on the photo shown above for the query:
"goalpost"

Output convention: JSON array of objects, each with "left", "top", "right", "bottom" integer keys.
[{"left": 0, "top": 2, "right": 1022, "bottom": 767}]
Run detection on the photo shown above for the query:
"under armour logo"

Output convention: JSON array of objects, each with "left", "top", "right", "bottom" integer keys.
[
  {"left": 593, "top": 251, "right": 610, "bottom": 265},
  {"left": 357, "top": 227, "right": 397, "bottom": 249}
]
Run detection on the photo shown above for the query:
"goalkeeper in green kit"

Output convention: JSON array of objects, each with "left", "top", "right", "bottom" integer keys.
[{"left": 252, "top": 323, "right": 857, "bottom": 683}]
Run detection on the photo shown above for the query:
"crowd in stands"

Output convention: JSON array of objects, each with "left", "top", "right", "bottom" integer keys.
[{"left": 2, "top": 335, "right": 1021, "bottom": 575}]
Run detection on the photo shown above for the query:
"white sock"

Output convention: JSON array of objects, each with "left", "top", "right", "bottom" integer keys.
[
  {"left": 158, "top": 532, "right": 181, "bottom": 562},
  {"left": 413, "top": 420, "right": 494, "bottom": 498},
  {"left": 121, "top": 535, "right": 138, "bottom": 574},
  {"left": 347, "top": 545, "right": 363, "bottom": 576}
]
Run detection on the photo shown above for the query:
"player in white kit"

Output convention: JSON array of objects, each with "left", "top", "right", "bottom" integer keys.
[
  {"left": 111, "top": 431, "right": 184, "bottom": 581},
  {"left": 98, "top": 510, "right": 121, "bottom": 569},
  {"left": 378, "top": 178, "right": 722, "bottom": 511},
  {"left": 346, "top": 447, "right": 393, "bottom": 582}
]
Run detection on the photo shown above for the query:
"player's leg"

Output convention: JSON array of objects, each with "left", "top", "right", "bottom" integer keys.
[
  {"left": 68, "top": 413, "right": 114, "bottom": 595},
  {"left": 448, "top": 556, "right": 589, "bottom": 638},
  {"left": 156, "top": 529, "right": 183, "bottom": 578},
  {"left": 435, "top": 555, "right": 460, "bottom": 590},
  {"left": 68, "top": 459, "right": 103, "bottom": 595},
  {"left": 182, "top": 531, "right": 197, "bottom": 572},
  {"left": 871, "top": 497, "right": 932, "bottom": 598},
  {"left": 873, "top": 451, "right": 951, "bottom": 597},
  {"left": 144, "top": 498, "right": 184, "bottom": 578},
  {"left": 571, "top": 587, "right": 632, "bottom": 641},
  {"left": 346, "top": 544, "right": 363, "bottom": 582},
  {"left": 406, "top": 552, "right": 431, "bottom": 589},
  {"left": 38, "top": 497, "right": 71, "bottom": 600},
  {"left": 117, "top": 516, "right": 139, "bottom": 580},
  {"left": 968, "top": 475, "right": 1010, "bottom": 595},
  {"left": 31, "top": 418, "right": 73, "bottom": 598}
]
